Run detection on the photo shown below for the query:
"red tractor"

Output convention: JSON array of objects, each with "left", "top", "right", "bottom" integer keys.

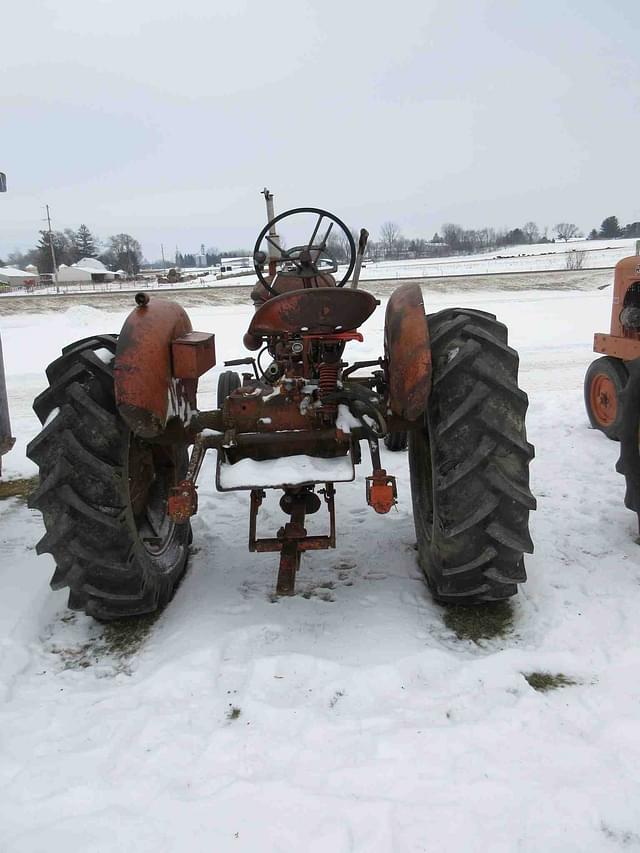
[
  {"left": 27, "top": 193, "right": 535, "bottom": 620},
  {"left": 584, "top": 249, "right": 640, "bottom": 532}
]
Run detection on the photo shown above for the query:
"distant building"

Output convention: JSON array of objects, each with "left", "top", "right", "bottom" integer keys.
[
  {"left": 195, "top": 243, "right": 207, "bottom": 268},
  {"left": 219, "top": 256, "right": 252, "bottom": 273},
  {"left": 57, "top": 257, "right": 115, "bottom": 284},
  {"left": 0, "top": 266, "right": 38, "bottom": 288}
]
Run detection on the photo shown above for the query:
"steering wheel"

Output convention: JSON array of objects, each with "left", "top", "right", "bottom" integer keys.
[{"left": 253, "top": 207, "right": 356, "bottom": 295}]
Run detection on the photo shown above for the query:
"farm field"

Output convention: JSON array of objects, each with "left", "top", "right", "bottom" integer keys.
[
  {"left": 1, "top": 276, "right": 639, "bottom": 852},
  {"left": 1, "top": 236, "right": 636, "bottom": 299}
]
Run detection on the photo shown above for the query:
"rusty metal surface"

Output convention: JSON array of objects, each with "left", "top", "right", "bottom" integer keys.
[
  {"left": 609, "top": 256, "right": 640, "bottom": 338},
  {"left": 166, "top": 432, "right": 210, "bottom": 522},
  {"left": 384, "top": 283, "right": 431, "bottom": 421},
  {"left": 171, "top": 332, "right": 216, "bottom": 379},
  {"left": 276, "top": 495, "right": 307, "bottom": 594},
  {"left": 249, "top": 485, "right": 336, "bottom": 595},
  {"left": 594, "top": 332, "right": 640, "bottom": 361},
  {"left": 168, "top": 480, "right": 198, "bottom": 523},
  {"left": 224, "top": 384, "right": 312, "bottom": 433},
  {"left": 251, "top": 272, "right": 336, "bottom": 306},
  {"left": 115, "top": 297, "right": 194, "bottom": 438},
  {"left": 248, "top": 288, "right": 378, "bottom": 336},
  {"left": 366, "top": 469, "right": 398, "bottom": 514}
]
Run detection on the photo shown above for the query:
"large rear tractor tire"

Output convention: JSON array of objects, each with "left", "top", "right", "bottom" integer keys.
[
  {"left": 409, "top": 308, "right": 536, "bottom": 604},
  {"left": 584, "top": 356, "right": 628, "bottom": 441},
  {"left": 616, "top": 359, "right": 640, "bottom": 534},
  {"left": 27, "top": 335, "right": 191, "bottom": 621}
]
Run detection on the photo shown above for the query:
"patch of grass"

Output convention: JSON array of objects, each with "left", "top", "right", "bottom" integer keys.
[
  {"left": 49, "top": 611, "right": 160, "bottom": 675},
  {"left": 524, "top": 672, "right": 577, "bottom": 692},
  {"left": 227, "top": 706, "right": 241, "bottom": 720},
  {"left": 443, "top": 602, "right": 513, "bottom": 643},
  {"left": 102, "top": 613, "right": 160, "bottom": 658},
  {"left": 0, "top": 476, "right": 39, "bottom": 502}
]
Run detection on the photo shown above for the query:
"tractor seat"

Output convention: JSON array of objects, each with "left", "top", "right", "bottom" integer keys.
[{"left": 247, "top": 288, "right": 378, "bottom": 337}]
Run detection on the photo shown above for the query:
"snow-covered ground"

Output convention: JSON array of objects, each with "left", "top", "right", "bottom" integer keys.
[
  {"left": 1, "top": 278, "right": 640, "bottom": 852},
  {"left": 358, "top": 236, "right": 639, "bottom": 281}
]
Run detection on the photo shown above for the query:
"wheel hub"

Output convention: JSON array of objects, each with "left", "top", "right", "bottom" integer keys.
[{"left": 590, "top": 374, "right": 618, "bottom": 425}]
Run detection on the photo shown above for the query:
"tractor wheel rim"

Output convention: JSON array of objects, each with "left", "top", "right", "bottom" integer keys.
[
  {"left": 590, "top": 374, "right": 617, "bottom": 426},
  {"left": 128, "top": 438, "right": 177, "bottom": 557}
]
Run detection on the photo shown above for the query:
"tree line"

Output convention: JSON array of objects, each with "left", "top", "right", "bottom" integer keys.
[
  {"left": 587, "top": 215, "right": 640, "bottom": 241},
  {"left": 3, "top": 225, "right": 144, "bottom": 275},
  {"left": 341, "top": 214, "right": 640, "bottom": 262},
  {"left": 4, "top": 212, "right": 639, "bottom": 275}
]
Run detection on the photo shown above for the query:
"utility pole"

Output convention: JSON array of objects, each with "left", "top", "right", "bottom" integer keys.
[
  {"left": 0, "top": 171, "right": 15, "bottom": 477},
  {"left": 161, "top": 243, "right": 166, "bottom": 273},
  {"left": 45, "top": 204, "right": 58, "bottom": 281}
]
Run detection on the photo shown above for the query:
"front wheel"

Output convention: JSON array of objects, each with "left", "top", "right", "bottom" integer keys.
[
  {"left": 217, "top": 370, "right": 241, "bottom": 405},
  {"left": 27, "top": 335, "right": 191, "bottom": 621},
  {"left": 584, "top": 356, "right": 628, "bottom": 441},
  {"left": 409, "top": 308, "right": 536, "bottom": 604}
]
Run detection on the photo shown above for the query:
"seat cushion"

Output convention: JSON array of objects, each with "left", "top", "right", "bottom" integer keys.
[{"left": 248, "top": 288, "right": 378, "bottom": 336}]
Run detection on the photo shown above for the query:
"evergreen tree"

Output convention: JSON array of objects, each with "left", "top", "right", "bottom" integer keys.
[
  {"left": 599, "top": 216, "right": 621, "bottom": 239},
  {"left": 74, "top": 224, "right": 99, "bottom": 259},
  {"left": 35, "top": 230, "right": 73, "bottom": 273}
]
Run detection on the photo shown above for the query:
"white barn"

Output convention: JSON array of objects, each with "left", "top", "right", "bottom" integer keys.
[
  {"left": 57, "top": 258, "right": 114, "bottom": 284},
  {"left": 0, "top": 266, "right": 38, "bottom": 288}
]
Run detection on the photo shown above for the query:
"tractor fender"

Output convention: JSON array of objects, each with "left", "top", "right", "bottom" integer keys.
[
  {"left": 384, "top": 283, "right": 431, "bottom": 421},
  {"left": 114, "top": 297, "right": 194, "bottom": 438}
]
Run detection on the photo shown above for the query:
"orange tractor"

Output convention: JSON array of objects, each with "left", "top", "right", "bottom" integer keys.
[
  {"left": 27, "top": 192, "right": 535, "bottom": 620},
  {"left": 584, "top": 249, "right": 640, "bottom": 532}
]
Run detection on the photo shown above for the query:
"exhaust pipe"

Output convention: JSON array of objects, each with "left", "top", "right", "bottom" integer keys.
[{"left": 350, "top": 228, "right": 369, "bottom": 289}]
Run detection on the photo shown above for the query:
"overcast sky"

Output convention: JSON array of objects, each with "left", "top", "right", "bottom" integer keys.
[{"left": 1, "top": 0, "right": 638, "bottom": 261}]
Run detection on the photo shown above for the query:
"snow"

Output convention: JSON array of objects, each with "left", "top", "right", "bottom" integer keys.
[
  {"left": 218, "top": 452, "right": 354, "bottom": 489},
  {"left": 353, "top": 237, "right": 640, "bottom": 282},
  {"left": 76, "top": 257, "right": 108, "bottom": 271},
  {"left": 43, "top": 406, "right": 59, "bottom": 427},
  {"left": 0, "top": 266, "right": 36, "bottom": 278},
  {"left": 336, "top": 403, "right": 362, "bottom": 434},
  {"left": 1, "top": 277, "right": 640, "bottom": 851},
  {"left": 93, "top": 347, "right": 114, "bottom": 364}
]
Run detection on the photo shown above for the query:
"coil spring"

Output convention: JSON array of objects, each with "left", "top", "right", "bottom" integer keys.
[{"left": 318, "top": 362, "right": 339, "bottom": 413}]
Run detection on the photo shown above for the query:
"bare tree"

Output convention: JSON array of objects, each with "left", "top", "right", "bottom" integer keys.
[
  {"left": 441, "top": 223, "right": 464, "bottom": 251},
  {"left": 380, "top": 221, "right": 402, "bottom": 257},
  {"left": 325, "top": 234, "right": 349, "bottom": 263},
  {"left": 522, "top": 221, "right": 540, "bottom": 244},
  {"left": 554, "top": 223, "right": 579, "bottom": 242}
]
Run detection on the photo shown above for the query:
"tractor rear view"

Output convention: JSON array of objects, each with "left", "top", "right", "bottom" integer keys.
[
  {"left": 27, "top": 191, "right": 536, "bottom": 621},
  {"left": 584, "top": 248, "right": 640, "bottom": 533}
]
